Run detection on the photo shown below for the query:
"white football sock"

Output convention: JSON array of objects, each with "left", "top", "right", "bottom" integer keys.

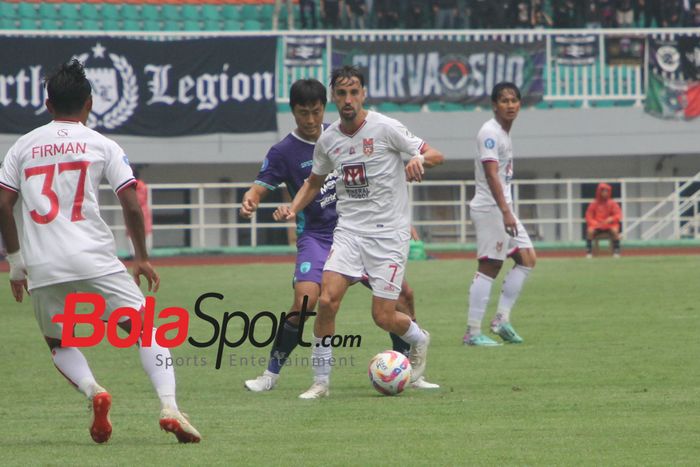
[
  {"left": 496, "top": 265, "right": 532, "bottom": 322},
  {"left": 311, "top": 336, "right": 333, "bottom": 384},
  {"left": 139, "top": 328, "right": 178, "bottom": 411},
  {"left": 399, "top": 321, "right": 426, "bottom": 346},
  {"left": 467, "top": 272, "right": 494, "bottom": 335},
  {"left": 51, "top": 347, "right": 98, "bottom": 398}
]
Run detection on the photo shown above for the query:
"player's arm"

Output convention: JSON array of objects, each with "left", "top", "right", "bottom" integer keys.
[
  {"left": 405, "top": 143, "right": 444, "bottom": 182},
  {"left": 118, "top": 185, "right": 160, "bottom": 293},
  {"left": 240, "top": 184, "right": 270, "bottom": 219},
  {"left": 483, "top": 160, "right": 517, "bottom": 236},
  {"left": 278, "top": 172, "right": 326, "bottom": 221},
  {"left": 0, "top": 188, "right": 28, "bottom": 302}
]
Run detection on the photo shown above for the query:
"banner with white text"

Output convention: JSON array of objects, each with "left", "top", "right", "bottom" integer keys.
[
  {"left": 0, "top": 36, "right": 277, "bottom": 135},
  {"left": 331, "top": 38, "right": 545, "bottom": 106}
]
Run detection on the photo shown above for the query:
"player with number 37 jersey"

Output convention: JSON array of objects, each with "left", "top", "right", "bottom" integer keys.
[{"left": 0, "top": 120, "right": 134, "bottom": 289}]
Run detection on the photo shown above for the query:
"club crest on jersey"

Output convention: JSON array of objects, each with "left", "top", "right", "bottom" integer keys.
[
  {"left": 349, "top": 146, "right": 356, "bottom": 155},
  {"left": 74, "top": 43, "right": 139, "bottom": 131},
  {"left": 363, "top": 138, "right": 374, "bottom": 156}
]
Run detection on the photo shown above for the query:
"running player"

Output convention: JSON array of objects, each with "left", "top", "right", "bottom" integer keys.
[
  {"left": 463, "top": 82, "right": 537, "bottom": 346},
  {"left": 239, "top": 78, "right": 438, "bottom": 393},
  {"left": 277, "top": 66, "right": 445, "bottom": 399},
  {"left": 0, "top": 60, "right": 201, "bottom": 443}
]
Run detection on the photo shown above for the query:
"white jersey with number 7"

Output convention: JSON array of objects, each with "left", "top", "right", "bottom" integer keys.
[{"left": 0, "top": 120, "right": 135, "bottom": 289}]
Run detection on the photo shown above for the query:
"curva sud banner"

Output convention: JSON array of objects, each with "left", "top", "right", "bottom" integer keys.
[
  {"left": 0, "top": 36, "right": 277, "bottom": 135},
  {"left": 332, "top": 38, "right": 545, "bottom": 106}
]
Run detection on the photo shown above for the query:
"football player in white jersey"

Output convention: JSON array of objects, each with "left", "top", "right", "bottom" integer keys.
[
  {"left": 463, "top": 82, "right": 537, "bottom": 347},
  {"left": 0, "top": 60, "right": 200, "bottom": 443},
  {"left": 277, "top": 65, "right": 444, "bottom": 399}
]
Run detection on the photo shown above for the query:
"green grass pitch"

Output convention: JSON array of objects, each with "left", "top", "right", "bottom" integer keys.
[{"left": 1, "top": 256, "right": 699, "bottom": 466}]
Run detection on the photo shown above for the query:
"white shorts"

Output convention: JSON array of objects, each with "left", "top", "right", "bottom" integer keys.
[
  {"left": 471, "top": 206, "right": 533, "bottom": 261},
  {"left": 324, "top": 228, "right": 410, "bottom": 300},
  {"left": 31, "top": 271, "right": 145, "bottom": 340}
]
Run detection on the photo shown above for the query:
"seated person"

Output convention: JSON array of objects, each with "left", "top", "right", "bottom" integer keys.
[{"left": 585, "top": 182, "right": 622, "bottom": 258}]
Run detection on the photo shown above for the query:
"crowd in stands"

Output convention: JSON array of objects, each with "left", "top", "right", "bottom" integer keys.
[{"left": 0, "top": 0, "right": 698, "bottom": 31}]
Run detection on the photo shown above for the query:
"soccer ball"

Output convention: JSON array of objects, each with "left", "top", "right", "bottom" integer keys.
[{"left": 368, "top": 350, "right": 412, "bottom": 396}]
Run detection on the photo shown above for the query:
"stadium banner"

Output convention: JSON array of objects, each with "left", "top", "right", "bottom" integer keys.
[
  {"left": 553, "top": 35, "right": 597, "bottom": 66},
  {"left": 646, "top": 38, "right": 700, "bottom": 120},
  {"left": 284, "top": 36, "right": 325, "bottom": 67},
  {"left": 0, "top": 36, "right": 277, "bottom": 135},
  {"left": 604, "top": 36, "right": 644, "bottom": 66},
  {"left": 331, "top": 38, "right": 545, "bottom": 106}
]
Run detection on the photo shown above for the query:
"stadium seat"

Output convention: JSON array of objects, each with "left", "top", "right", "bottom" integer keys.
[
  {"left": 120, "top": 4, "right": 140, "bottom": 21},
  {"left": 101, "top": 4, "right": 119, "bottom": 21},
  {"left": 60, "top": 19, "right": 80, "bottom": 30},
  {"left": 0, "top": 3, "right": 17, "bottom": 20},
  {"left": 18, "top": 18, "right": 37, "bottom": 30},
  {"left": 162, "top": 20, "right": 182, "bottom": 31},
  {"left": 161, "top": 4, "right": 180, "bottom": 22},
  {"left": 181, "top": 5, "right": 200, "bottom": 21},
  {"left": 221, "top": 5, "right": 240, "bottom": 20},
  {"left": 37, "top": 3, "right": 58, "bottom": 20},
  {"left": 240, "top": 5, "right": 259, "bottom": 21},
  {"left": 183, "top": 19, "right": 200, "bottom": 31},
  {"left": 57, "top": 4, "right": 79, "bottom": 21},
  {"left": 81, "top": 19, "right": 101, "bottom": 31},
  {"left": 122, "top": 19, "right": 141, "bottom": 31},
  {"left": 0, "top": 18, "right": 16, "bottom": 30},
  {"left": 242, "top": 19, "right": 262, "bottom": 30},
  {"left": 141, "top": 5, "right": 159, "bottom": 22},
  {"left": 17, "top": 3, "right": 37, "bottom": 20},
  {"left": 377, "top": 102, "right": 400, "bottom": 112},
  {"left": 41, "top": 18, "right": 59, "bottom": 30},
  {"left": 223, "top": 19, "right": 241, "bottom": 30},
  {"left": 202, "top": 19, "right": 222, "bottom": 31},
  {"left": 201, "top": 5, "right": 219, "bottom": 22},
  {"left": 80, "top": 4, "right": 99, "bottom": 21},
  {"left": 259, "top": 4, "right": 274, "bottom": 20},
  {"left": 102, "top": 19, "right": 120, "bottom": 31},
  {"left": 143, "top": 19, "right": 161, "bottom": 31}
]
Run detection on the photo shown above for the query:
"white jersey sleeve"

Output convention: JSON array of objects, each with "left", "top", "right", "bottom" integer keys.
[
  {"left": 311, "top": 138, "right": 334, "bottom": 176},
  {"left": 476, "top": 125, "right": 500, "bottom": 163},
  {"left": 0, "top": 145, "right": 21, "bottom": 192},
  {"left": 384, "top": 118, "right": 425, "bottom": 157},
  {"left": 102, "top": 139, "right": 135, "bottom": 193}
]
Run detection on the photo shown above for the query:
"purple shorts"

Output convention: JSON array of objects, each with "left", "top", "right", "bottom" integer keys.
[{"left": 293, "top": 231, "right": 333, "bottom": 287}]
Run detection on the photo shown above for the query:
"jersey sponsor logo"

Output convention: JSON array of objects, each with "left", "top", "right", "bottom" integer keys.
[
  {"left": 300, "top": 160, "right": 313, "bottom": 169},
  {"left": 484, "top": 138, "right": 495, "bottom": 149},
  {"left": 261, "top": 158, "right": 269, "bottom": 171},
  {"left": 342, "top": 163, "right": 368, "bottom": 188},
  {"left": 75, "top": 43, "right": 139, "bottom": 131},
  {"left": 496, "top": 241, "right": 503, "bottom": 252},
  {"left": 349, "top": 146, "right": 356, "bottom": 155},
  {"left": 363, "top": 138, "right": 374, "bottom": 156},
  {"left": 299, "top": 261, "right": 311, "bottom": 274},
  {"left": 57, "top": 129, "right": 69, "bottom": 137},
  {"left": 123, "top": 155, "right": 130, "bottom": 165}
]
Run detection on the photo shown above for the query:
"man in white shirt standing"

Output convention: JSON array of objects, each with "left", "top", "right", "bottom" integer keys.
[
  {"left": 0, "top": 60, "right": 201, "bottom": 444},
  {"left": 277, "top": 65, "right": 444, "bottom": 399},
  {"left": 464, "top": 82, "right": 537, "bottom": 347}
]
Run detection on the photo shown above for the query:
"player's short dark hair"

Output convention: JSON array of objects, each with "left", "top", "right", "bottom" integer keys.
[
  {"left": 330, "top": 65, "right": 364, "bottom": 89},
  {"left": 44, "top": 59, "right": 92, "bottom": 115},
  {"left": 289, "top": 79, "right": 327, "bottom": 110},
  {"left": 491, "top": 82, "right": 521, "bottom": 103}
]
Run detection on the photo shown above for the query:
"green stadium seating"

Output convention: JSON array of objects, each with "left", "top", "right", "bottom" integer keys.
[
  {"left": 0, "top": 18, "right": 16, "bottom": 29},
  {"left": 18, "top": 18, "right": 37, "bottom": 29},
  {"left": 240, "top": 5, "right": 259, "bottom": 21},
  {"left": 37, "top": 3, "right": 57, "bottom": 20},
  {"left": 161, "top": 5, "right": 180, "bottom": 22},
  {"left": 223, "top": 19, "right": 241, "bottom": 30},
  {"left": 57, "top": 3, "right": 79, "bottom": 21},
  {"left": 183, "top": 20, "right": 200, "bottom": 31},
  {"left": 201, "top": 5, "right": 219, "bottom": 22},
  {"left": 141, "top": 5, "right": 159, "bottom": 22},
  {"left": 80, "top": 4, "right": 99, "bottom": 21},
  {"left": 120, "top": 5, "right": 140, "bottom": 21},
  {"left": 242, "top": 19, "right": 262, "bottom": 30},
  {"left": 17, "top": 3, "right": 37, "bottom": 20},
  {"left": 143, "top": 19, "right": 161, "bottom": 31},
  {"left": 0, "top": 3, "right": 17, "bottom": 20},
  {"left": 181, "top": 5, "right": 200, "bottom": 21},
  {"left": 221, "top": 5, "right": 240, "bottom": 21},
  {"left": 81, "top": 19, "right": 101, "bottom": 31},
  {"left": 101, "top": 4, "right": 119, "bottom": 21},
  {"left": 202, "top": 19, "right": 221, "bottom": 31},
  {"left": 102, "top": 19, "right": 120, "bottom": 31},
  {"left": 60, "top": 19, "right": 80, "bottom": 30},
  {"left": 259, "top": 4, "right": 274, "bottom": 20},
  {"left": 162, "top": 20, "right": 182, "bottom": 31},
  {"left": 377, "top": 102, "right": 400, "bottom": 112},
  {"left": 122, "top": 19, "right": 141, "bottom": 31}
]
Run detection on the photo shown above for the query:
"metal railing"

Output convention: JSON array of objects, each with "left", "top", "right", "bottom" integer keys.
[{"left": 98, "top": 175, "right": 700, "bottom": 250}]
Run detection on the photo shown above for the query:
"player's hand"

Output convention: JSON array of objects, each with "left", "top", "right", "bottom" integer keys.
[
  {"left": 405, "top": 156, "right": 425, "bottom": 182},
  {"left": 10, "top": 279, "right": 29, "bottom": 303},
  {"left": 503, "top": 211, "right": 517, "bottom": 237},
  {"left": 239, "top": 197, "right": 257, "bottom": 219},
  {"left": 132, "top": 260, "right": 160, "bottom": 293},
  {"left": 273, "top": 205, "right": 296, "bottom": 222}
]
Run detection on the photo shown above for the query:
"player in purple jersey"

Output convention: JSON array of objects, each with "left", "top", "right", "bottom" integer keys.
[{"left": 240, "top": 79, "right": 438, "bottom": 392}]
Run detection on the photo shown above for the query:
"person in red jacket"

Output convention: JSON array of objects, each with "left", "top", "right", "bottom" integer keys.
[{"left": 585, "top": 182, "right": 622, "bottom": 258}]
